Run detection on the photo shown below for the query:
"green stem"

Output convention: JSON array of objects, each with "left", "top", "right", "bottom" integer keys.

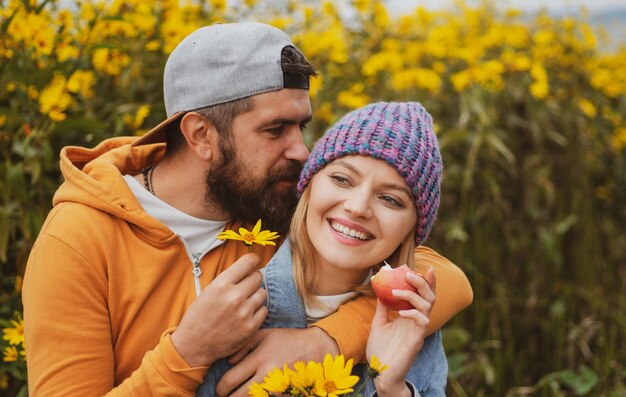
[{"left": 350, "top": 373, "right": 374, "bottom": 397}]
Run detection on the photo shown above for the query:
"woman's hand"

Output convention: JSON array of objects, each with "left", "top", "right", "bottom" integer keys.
[{"left": 366, "top": 267, "right": 436, "bottom": 397}]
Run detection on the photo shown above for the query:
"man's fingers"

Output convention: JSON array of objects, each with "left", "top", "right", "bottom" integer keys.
[
  {"left": 236, "top": 272, "right": 264, "bottom": 299},
  {"left": 217, "top": 353, "right": 258, "bottom": 397},
  {"left": 216, "top": 253, "right": 260, "bottom": 284},
  {"left": 228, "top": 340, "right": 253, "bottom": 365},
  {"left": 230, "top": 378, "right": 258, "bottom": 397}
]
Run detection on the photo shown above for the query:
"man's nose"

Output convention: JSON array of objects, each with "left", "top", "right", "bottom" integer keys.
[{"left": 284, "top": 128, "right": 310, "bottom": 163}]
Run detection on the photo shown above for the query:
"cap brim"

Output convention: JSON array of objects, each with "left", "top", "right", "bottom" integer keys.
[{"left": 132, "top": 111, "right": 185, "bottom": 146}]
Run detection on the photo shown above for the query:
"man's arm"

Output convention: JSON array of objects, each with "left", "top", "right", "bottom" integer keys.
[
  {"left": 23, "top": 233, "right": 208, "bottom": 396},
  {"left": 217, "top": 247, "right": 472, "bottom": 397},
  {"left": 313, "top": 246, "right": 473, "bottom": 362}
]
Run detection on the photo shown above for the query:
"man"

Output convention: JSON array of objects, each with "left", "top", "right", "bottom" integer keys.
[{"left": 23, "top": 23, "right": 473, "bottom": 396}]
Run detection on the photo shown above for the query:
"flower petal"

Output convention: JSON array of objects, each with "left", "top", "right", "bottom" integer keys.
[{"left": 251, "top": 219, "right": 262, "bottom": 235}]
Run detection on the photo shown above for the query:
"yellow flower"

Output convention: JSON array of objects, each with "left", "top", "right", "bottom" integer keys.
[
  {"left": 145, "top": 40, "right": 161, "bottom": 51},
  {"left": 210, "top": 0, "right": 227, "bottom": 12},
  {"left": 313, "top": 354, "right": 359, "bottom": 397},
  {"left": 260, "top": 365, "right": 290, "bottom": 393},
  {"left": 3, "top": 315, "right": 25, "bottom": 346},
  {"left": 27, "top": 85, "right": 39, "bottom": 100},
  {"left": 367, "top": 356, "right": 388, "bottom": 378},
  {"left": 248, "top": 382, "right": 269, "bottom": 397},
  {"left": 3, "top": 346, "right": 18, "bottom": 362},
  {"left": 67, "top": 70, "right": 96, "bottom": 98},
  {"left": 125, "top": 105, "right": 151, "bottom": 130},
  {"left": 577, "top": 99, "right": 597, "bottom": 118},
  {"left": 39, "top": 74, "right": 72, "bottom": 122},
  {"left": 92, "top": 48, "right": 131, "bottom": 76},
  {"left": 391, "top": 68, "right": 442, "bottom": 94},
  {"left": 287, "top": 360, "right": 321, "bottom": 392},
  {"left": 611, "top": 127, "right": 626, "bottom": 152},
  {"left": 217, "top": 219, "right": 280, "bottom": 246},
  {"left": 529, "top": 63, "right": 549, "bottom": 100},
  {"left": 56, "top": 41, "right": 80, "bottom": 62},
  {"left": 0, "top": 115, "right": 6, "bottom": 128},
  {"left": 337, "top": 83, "right": 370, "bottom": 110}
]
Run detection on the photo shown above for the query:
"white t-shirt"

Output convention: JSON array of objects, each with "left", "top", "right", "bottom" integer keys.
[{"left": 124, "top": 175, "right": 227, "bottom": 260}]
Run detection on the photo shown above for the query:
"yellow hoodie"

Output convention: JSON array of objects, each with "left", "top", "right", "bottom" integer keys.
[{"left": 23, "top": 137, "right": 473, "bottom": 396}]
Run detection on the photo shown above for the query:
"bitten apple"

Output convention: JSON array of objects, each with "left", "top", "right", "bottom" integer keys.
[{"left": 371, "top": 264, "right": 419, "bottom": 311}]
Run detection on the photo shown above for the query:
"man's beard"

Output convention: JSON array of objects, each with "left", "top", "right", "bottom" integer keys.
[{"left": 205, "top": 143, "right": 302, "bottom": 234}]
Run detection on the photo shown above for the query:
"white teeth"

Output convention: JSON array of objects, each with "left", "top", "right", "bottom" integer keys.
[{"left": 330, "top": 221, "right": 372, "bottom": 241}]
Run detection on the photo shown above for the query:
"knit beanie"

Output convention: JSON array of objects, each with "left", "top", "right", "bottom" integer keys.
[{"left": 297, "top": 102, "right": 442, "bottom": 245}]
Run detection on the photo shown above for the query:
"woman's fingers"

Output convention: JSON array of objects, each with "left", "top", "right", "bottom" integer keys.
[
  {"left": 392, "top": 288, "right": 433, "bottom": 315},
  {"left": 399, "top": 308, "right": 430, "bottom": 327},
  {"left": 371, "top": 298, "right": 390, "bottom": 328},
  {"left": 403, "top": 270, "right": 436, "bottom": 304}
]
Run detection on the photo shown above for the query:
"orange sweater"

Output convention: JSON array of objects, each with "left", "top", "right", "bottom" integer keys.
[{"left": 23, "top": 137, "right": 473, "bottom": 396}]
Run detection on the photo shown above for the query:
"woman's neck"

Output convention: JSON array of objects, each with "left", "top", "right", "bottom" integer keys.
[{"left": 312, "top": 260, "right": 371, "bottom": 296}]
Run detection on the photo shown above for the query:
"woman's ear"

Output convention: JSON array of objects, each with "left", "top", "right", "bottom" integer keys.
[{"left": 179, "top": 112, "right": 217, "bottom": 161}]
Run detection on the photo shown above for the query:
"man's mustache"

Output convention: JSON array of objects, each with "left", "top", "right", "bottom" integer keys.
[{"left": 266, "top": 161, "right": 303, "bottom": 185}]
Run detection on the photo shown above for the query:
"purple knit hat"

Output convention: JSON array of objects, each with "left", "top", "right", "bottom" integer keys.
[{"left": 297, "top": 102, "right": 442, "bottom": 245}]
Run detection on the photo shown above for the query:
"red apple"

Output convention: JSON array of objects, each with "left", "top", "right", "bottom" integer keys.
[{"left": 371, "top": 264, "right": 418, "bottom": 311}]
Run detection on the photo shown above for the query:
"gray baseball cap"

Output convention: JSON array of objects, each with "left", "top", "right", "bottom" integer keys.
[{"left": 134, "top": 22, "right": 309, "bottom": 146}]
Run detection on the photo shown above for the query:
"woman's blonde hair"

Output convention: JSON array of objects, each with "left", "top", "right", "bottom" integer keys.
[{"left": 290, "top": 183, "right": 416, "bottom": 308}]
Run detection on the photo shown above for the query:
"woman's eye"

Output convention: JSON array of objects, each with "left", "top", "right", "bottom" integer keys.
[
  {"left": 380, "top": 195, "right": 404, "bottom": 208},
  {"left": 330, "top": 175, "right": 350, "bottom": 186}
]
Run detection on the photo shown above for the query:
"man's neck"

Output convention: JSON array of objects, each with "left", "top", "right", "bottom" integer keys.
[{"left": 135, "top": 155, "right": 229, "bottom": 221}]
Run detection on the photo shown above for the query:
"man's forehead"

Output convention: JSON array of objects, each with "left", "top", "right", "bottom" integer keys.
[{"left": 246, "top": 89, "right": 312, "bottom": 121}]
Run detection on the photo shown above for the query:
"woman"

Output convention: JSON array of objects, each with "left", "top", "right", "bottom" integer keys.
[{"left": 199, "top": 102, "right": 451, "bottom": 396}]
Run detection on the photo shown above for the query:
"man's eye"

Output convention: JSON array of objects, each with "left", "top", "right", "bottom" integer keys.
[{"left": 266, "top": 126, "right": 283, "bottom": 137}]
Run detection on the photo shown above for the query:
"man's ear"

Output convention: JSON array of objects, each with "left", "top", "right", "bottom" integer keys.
[{"left": 179, "top": 112, "right": 217, "bottom": 161}]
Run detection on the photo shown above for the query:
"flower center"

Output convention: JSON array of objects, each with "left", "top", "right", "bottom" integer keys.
[
  {"left": 243, "top": 233, "right": 255, "bottom": 244},
  {"left": 323, "top": 381, "right": 337, "bottom": 393}
]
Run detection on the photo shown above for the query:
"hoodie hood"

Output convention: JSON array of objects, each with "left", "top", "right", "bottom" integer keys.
[{"left": 54, "top": 137, "right": 174, "bottom": 240}]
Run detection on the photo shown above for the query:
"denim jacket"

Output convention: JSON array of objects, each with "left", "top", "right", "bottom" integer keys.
[{"left": 196, "top": 239, "right": 447, "bottom": 397}]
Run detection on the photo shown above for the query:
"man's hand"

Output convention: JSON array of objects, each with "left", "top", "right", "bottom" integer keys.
[
  {"left": 171, "top": 253, "right": 268, "bottom": 368},
  {"left": 216, "top": 327, "right": 339, "bottom": 397}
]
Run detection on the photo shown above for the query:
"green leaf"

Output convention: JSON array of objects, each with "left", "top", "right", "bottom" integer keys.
[
  {"left": 486, "top": 132, "right": 516, "bottom": 165},
  {"left": 446, "top": 352, "right": 469, "bottom": 378},
  {"left": 443, "top": 327, "right": 471, "bottom": 351},
  {"left": 557, "top": 366, "right": 598, "bottom": 396}
]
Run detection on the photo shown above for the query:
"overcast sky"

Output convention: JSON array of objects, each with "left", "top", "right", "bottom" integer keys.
[{"left": 388, "top": 0, "right": 626, "bottom": 15}]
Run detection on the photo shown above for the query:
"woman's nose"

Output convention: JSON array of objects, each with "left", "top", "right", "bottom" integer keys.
[{"left": 343, "top": 192, "right": 372, "bottom": 219}]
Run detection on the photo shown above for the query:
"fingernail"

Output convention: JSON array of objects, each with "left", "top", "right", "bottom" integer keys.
[
  {"left": 392, "top": 289, "right": 401, "bottom": 296},
  {"left": 407, "top": 272, "right": 419, "bottom": 281}
]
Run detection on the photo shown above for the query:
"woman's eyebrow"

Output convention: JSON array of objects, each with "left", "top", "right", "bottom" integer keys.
[
  {"left": 381, "top": 182, "right": 412, "bottom": 198},
  {"left": 331, "top": 160, "right": 361, "bottom": 175},
  {"left": 330, "top": 161, "right": 412, "bottom": 198}
]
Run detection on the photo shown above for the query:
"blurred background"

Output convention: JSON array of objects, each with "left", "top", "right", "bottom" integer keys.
[{"left": 1, "top": 0, "right": 625, "bottom": 396}]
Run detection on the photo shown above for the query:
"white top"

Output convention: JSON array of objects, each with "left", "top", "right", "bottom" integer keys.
[
  {"left": 305, "top": 270, "right": 372, "bottom": 324},
  {"left": 305, "top": 291, "right": 360, "bottom": 323},
  {"left": 124, "top": 175, "right": 227, "bottom": 259}
]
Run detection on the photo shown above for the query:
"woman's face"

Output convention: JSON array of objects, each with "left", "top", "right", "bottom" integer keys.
[{"left": 306, "top": 155, "right": 418, "bottom": 295}]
